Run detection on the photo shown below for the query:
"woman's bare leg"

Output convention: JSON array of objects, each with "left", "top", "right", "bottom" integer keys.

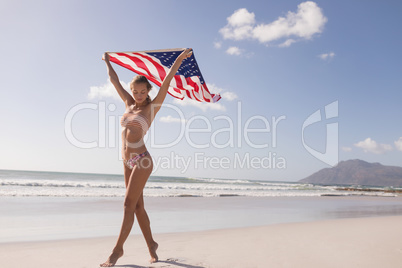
[
  {"left": 125, "top": 162, "right": 158, "bottom": 262},
  {"left": 100, "top": 157, "right": 153, "bottom": 267},
  {"left": 136, "top": 194, "right": 158, "bottom": 263}
]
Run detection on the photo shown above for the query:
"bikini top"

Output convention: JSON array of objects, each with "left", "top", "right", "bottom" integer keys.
[{"left": 120, "top": 112, "right": 150, "bottom": 133}]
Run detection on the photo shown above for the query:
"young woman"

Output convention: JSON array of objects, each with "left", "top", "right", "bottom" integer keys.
[{"left": 100, "top": 48, "right": 193, "bottom": 267}]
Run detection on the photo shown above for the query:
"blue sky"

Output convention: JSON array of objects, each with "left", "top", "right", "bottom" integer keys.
[{"left": 1, "top": 0, "right": 401, "bottom": 181}]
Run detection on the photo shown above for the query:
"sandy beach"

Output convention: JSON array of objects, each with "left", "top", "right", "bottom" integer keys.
[
  {"left": 1, "top": 215, "right": 402, "bottom": 268},
  {"left": 1, "top": 193, "right": 402, "bottom": 268}
]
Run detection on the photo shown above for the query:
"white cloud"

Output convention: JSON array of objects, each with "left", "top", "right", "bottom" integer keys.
[
  {"left": 159, "top": 115, "right": 186, "bottom": 123},
  {"left": 219, "top": 2, "right": 327, "bottom": 47},
  {"left": 219, "top": 8, "right": 256, "bottom": 40},
  {"left": 354, "top": 138, "right": 393, "bottom": 154},
  {"left": 319, "top": 52, "right": 335, "bottom": 60},
  {"left": 226, "top": 46, "right": 243, "bottom": 56},
  {"left": 207, "top": 83, "right": 238, "bottom": 101},
  {"left": 227, "top": 7, "right": 256, "bottom": 27},
  {"left": 395, "top": 137, "right": 402, "bottom": 151},
  {"left": 88, "top": 80, "right": 130, "bottom": 100},
  {"left": 279, "top": 39, "right": 296, "bottom": 47},
  {"left": 214, "top": 41, "right": 222, "bottom": 49},
  {"left": 221, "top": 91, "right": 238, "bottom": 101},
  {"left": 342, "top": 146, "right": 352, "bottom": 152}
]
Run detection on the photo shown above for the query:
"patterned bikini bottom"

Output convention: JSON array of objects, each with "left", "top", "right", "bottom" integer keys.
[{"left": 124, "top": 151, "right": 149, "bottom": 169}]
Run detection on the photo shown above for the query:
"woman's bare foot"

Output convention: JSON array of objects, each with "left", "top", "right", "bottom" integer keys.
[
  {"left": 100, "top": 248, "right": 124, "bottom": 267},
  {"left": 148, "top": 242, "right": 159, "bottom": 263}
]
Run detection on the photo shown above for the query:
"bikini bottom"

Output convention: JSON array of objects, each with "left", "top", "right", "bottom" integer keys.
[{"left": 124, "top": 151, "right": 149, "bottom": 169}]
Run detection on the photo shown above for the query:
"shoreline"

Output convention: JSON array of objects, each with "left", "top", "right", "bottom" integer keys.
[{"left": 2, "top": 215, "right": 402, "bottom": 268}]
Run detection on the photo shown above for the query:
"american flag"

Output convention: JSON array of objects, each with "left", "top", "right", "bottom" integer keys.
[{"left": 108, "top": 48, "right": 221, "bottom": 103}]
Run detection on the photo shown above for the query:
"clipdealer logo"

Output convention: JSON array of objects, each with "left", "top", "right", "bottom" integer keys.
[
  {"left": 64, "top": 101, "right": 288, "bottom": 171},
  {"left": 64, "top": 100, "right": 339, "bottom": 171},
  {"left": 301, "top": 101, "right": 339, "bottom": 166}
]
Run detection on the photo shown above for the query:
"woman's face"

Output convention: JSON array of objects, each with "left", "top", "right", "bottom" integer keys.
[{"left": 131, "top": 82, "right": 148, "bottom": 104}]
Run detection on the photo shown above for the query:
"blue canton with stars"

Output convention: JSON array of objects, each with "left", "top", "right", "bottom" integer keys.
[{"left": 147, "top": 50, "right": 206, "bottom": 84}]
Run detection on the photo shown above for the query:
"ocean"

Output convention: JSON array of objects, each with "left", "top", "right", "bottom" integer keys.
[
  {"left": 0, "top": 169, "right": 398, "bottom": 198},
  {"left": 1, "top": 169, "right": 402, "bottom": 243}
]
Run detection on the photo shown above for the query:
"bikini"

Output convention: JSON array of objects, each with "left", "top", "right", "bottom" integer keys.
[
  {"left": 124, "top": 151, "right": 150, "bottom": 169},
  {"left": 120, "top": 112, "right": 151, "bottom": 169}
]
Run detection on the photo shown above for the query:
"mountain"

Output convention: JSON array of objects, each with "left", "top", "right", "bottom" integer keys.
[{"left": 299, "top": 159, "right": 402, "bottom": 187}]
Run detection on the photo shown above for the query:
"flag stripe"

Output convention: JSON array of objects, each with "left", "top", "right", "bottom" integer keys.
[
  {"left": 119, "top": 53, "right": 161, "bottom": 83},
  {"left": 133, "top": 52, "right": 167, "bottom": 82}
]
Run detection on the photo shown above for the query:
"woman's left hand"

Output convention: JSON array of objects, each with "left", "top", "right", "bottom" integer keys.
[{"left": 179, "top": 48, "right": 193, "bottom": 61}]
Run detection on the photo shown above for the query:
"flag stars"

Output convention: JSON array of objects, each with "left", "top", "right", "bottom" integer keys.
[{"left": 148, "top": 51, "right": 206, "bottom": 81}]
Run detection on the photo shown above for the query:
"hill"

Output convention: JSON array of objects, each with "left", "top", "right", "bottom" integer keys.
[{"left": 299, "top": 159, "right": 402, "bottom": 187}]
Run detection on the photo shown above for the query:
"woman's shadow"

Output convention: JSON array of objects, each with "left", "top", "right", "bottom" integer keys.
[{"left": 115, "top": 258, "right": 206, "bottom": 268}]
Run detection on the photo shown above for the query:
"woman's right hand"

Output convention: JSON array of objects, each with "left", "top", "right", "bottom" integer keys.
[{"left": 102, "top": 52, "right": 110, "bottom": 61}]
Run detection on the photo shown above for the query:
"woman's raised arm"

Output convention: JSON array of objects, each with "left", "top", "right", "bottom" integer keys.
[
  {"left": 103, "top": 52, "right": 134, "bottom": 106},
  {"left": 151, "top": 48, "right": 193, "bottom": 114}
]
